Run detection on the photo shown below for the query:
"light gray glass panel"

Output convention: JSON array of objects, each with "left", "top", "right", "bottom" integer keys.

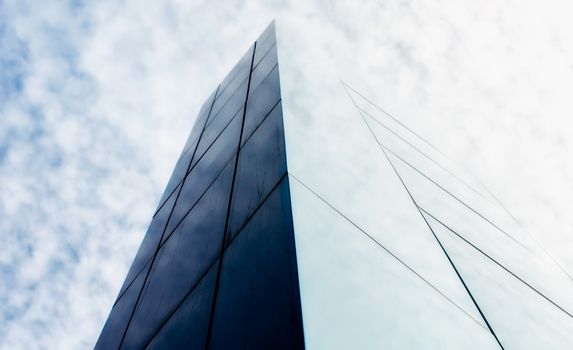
[
  {"left": 392, "top": 154, "right": 573, "bottom": 313},
  {"left": 427, "top": 213, "right": 573, "bottom": 349},
  {"left": 289, "top": 178, "right": 498, "bottom": 349},
  {"left": 365, "top": 116, "right": 521, "bottom": 238}
]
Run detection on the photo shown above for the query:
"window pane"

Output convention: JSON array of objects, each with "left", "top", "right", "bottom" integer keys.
[
  {"left": 227, "top": 102, "right": 286, "bottom": 241},
  {"left": 242, "top": 64, "right": 280, "bottom": 145},
  {"left": 289, "top": 178, "right": 498, "bottom": 349},
  {"left": 209, "top": 177, "right": 304, "bottom": 350},
  {"left": 117, "top": 184, "right": 180, "bottom": 300},
  {"left": 166, "top": 113, "right": 241, "bottom": 236},
  {"left": 428, "top": 213, "right": 573, "bottom": 349},
  {"left": 145, "top": 261, "right": 219, "bottom": 350},
  {"left": 95, "top": 260, "right": 152, "bottom": 350},
  {"left": 120, "top": 158, "right": 234, "bottom": 349}
]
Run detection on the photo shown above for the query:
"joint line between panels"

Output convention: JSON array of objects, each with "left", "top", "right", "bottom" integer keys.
[
  {"left": 341, "top": 80, "right": 535, "bottom": 257},
  {"left": 340, "top": 80, "right": 445, "bottom": 157},
  {"left": 204, "top": 42, "right": 257, "bottom": 350},
  {"left": 115, "top": 154, "right": 232, "bottom": 306},
  {"left": 288, "top": 173, "right": 487, "bottom": 332},
  {"left": 341, "top": 83, "right": 505, "bottom": 349},
  {"left": 141, "top": 171, "right": 288, "bottom": 349},
  {"left": 153, "top": 87, "right": 221, "bottom": 217},
  {"left": 359, "top": 107, "right": 493, "bottom": 204},
  {"left": 377, "top": 137, "right": 534, "bottom": 256},
  {"left": 117, "top": 84, "right": 221, "bottom": 349},
  {"left": 419, "top": 207, "right": 573, "bottom": 320},
  {"left": 115, "top": 85, "right": 224, "bottom": 306},
  {"left": 341, "top": 80, "right": 573, "bottom": 284},
  {"left": 116, "top": 99, "right": 283, "bottom": 307},
  {"left": 485, "top": 189, "right": 573, "bottom": 284}
]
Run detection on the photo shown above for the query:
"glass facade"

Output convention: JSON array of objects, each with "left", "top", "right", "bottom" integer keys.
[
  {"left": 97, "top": 21, "right": 573, "bottom": 349},
  {"left": 276, "top": 18, "right": 573, "bottom": 349},
  {"left": 96, "top": 22, "right": 304, "bottom": 350}
]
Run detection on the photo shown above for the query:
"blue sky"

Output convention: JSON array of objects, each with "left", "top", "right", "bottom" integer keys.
[{"left": 1, "top": 0, "right": 573, "bottom": 348}]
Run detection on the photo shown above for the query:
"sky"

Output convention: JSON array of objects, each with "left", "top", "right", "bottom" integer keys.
[{"left": 1, "top": 0, "right": 572, "bottom": 349}]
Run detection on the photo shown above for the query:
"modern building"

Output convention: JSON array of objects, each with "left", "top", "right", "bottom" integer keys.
[{"left": 96, "top": 22, "right": 573, "bottom": 349}]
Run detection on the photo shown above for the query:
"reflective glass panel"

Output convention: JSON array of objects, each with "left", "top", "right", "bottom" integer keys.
[
  {"left": 253, "top": 21, "right": 276, "bottom": 67},
  {"left": 427, "top": 214, "right": 573, "bottom": 349},
  {"left": 289, "top": 178, "right": 498, "bottom": 349},
  {"left": 209, "top": 177, "right": 304, "bottom": 350},
  {"left": 227, "top": 103, "right": 287, "bottom": 241},
  {"left": 95, "top": 261, "right": 152, "bottom": 350},
  {"left": 145, "top": 261, "right": 219, "bottom": 350},
  {"left": 117, "top": 184, "right": 180, "bottom": 300},
  {"left": 241, "top": 64, "right": 280, "bottom": 145},
  {"left": 166, "top": 114, "right": 241, "bottom": 236}
]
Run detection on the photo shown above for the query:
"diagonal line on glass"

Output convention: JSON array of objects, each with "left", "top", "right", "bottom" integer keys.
[
  {"left": 342, "top": 83, "right": 505, "bottom": 349},
  {"left": 117, "top": 82, "right": 222, "bottom": 349},
  {"left": 288, "top": 173, "right": 489, "bottom": 333},
  {"left": 420, "top": 207, "right": 573, "bottom": 320},
  {"left": 113, "top": 96, "right": 283, "bottom": 307},
  {"left": 358, "top": 106, "right": 493, "bottom": 204},
  {"left": 379, "top": 142, "right": 535, "bottom": 256},
  {"left": 341, "top": 80, "right": 573, "bottom": 285},
  {"left": 153, "top": 59, "right": 281, "bottom": 219},
  {"left": 140, "top": 172, "right": 289, "bottom": 350},
  {"left": 340, "top": 80, "right": 446, "bottom": 158},
  {"left": 341, "top": 82, "right": 536, "bottom": 257},
  {"left": 485, "top": 188, "right": 573, "bottom": 284},
  {"left": 204, "top": 41, "right": 257, "bottom": 350}
]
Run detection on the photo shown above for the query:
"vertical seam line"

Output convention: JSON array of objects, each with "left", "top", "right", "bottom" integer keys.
[
  {"left": 204, "top": 43, "right": 257, "bottom": 350},
  {"left": 116, "top": 84, "right": 220, "bottom": 350}
]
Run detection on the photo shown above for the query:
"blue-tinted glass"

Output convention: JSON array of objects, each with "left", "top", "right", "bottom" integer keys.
[
  {"left": 95, "top": 261, "right": 152, "bottom": 350},
  {"left": 250, "top": 43, "right": 278, "bottom": 92},
  {"left": 241, "top": 64, "right": 280, "bottom": 145},
  {"left": 209, "top": 177, "right": 304, "bottom": 350},
  {"left": 145, "top": 261, "right": 219, "bottom": 350},
  {"left": 119, "top": 160, "right": 234, "bottom": 349},
  {"left": 117, "top": 183, "right": 181, "bottom": 300},
  {"left": 212, "top": 45, "right": 254, "bottom": 116},
  {"left": 227, "top": 103, "right": 286, "bottom": 240},
  {"left": 194, "top": 105, "right": 242, "bottom": 165},
  {"left": 155, "top": 89, "right": 218, "bottom": 213},
  {"left": 253, "top": 22, "right": 276, "bottom": 67},
  {"left": 165, "top": 113, "right": 242, "bottom": 237},
  {"left": 200, "top": 79, "right": 248, "bottom": 160},
  {"left": 217, "top": 45, "right": 254, "bottom": 95},
  {"left": 181, "top": 87, "right": 218, "bottom": 156},
  {"left": 155, "top": 148, "right": 194, "bottom": 213},
  {"left": 162, "top": 156, "right": 236, "bottom": 247}
]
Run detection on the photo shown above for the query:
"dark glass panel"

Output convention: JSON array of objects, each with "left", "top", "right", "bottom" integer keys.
[
  {"left": 181, "top": 87, "right": 218, "bottom": 156},
  {"left": 241, "top": 64, "right": 280, "bottom": 146},
  {"left": 228, "top": 103, "right": 286, "bottom": 240},
  {"left": 212, "top": 45, "right": 254, "bottom": 116},
  {"left": 116, "top": 183, "right": 181, "bottom": 300},
  {"left": 165, "top": 112, "right": 242, "bottom": 237},
  {"left": 155, "top": 147, "right": 194, "bottom": 213},
  {"left": 154, "top": 88, "right": 218, "bottom": 213},
  {"left": 253, "top": 21, "right": 276, "bottom": 67},
  {"left": 162, "top": 156, "right": 236, "bottom": 247},
  {"left": 201, "top": 77, "right": 248, "bottom": 157},
  {"left": 119, "top": 159, "right": 233, "bottom": 349},
  {"left": 209, "top": 178, "right": 304, "bottom": 350},
  {"left": 250, "top": 43, "right": 278, "bottom": 92},
  {"left": 194, "top": 105, "right": 243, "bottom": 165},
  {"left": 95, "top": 261, "right": 152, "bottom": 350},
  {"left": 144, "top": 261, "right": 219, "bottom": 350}
]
